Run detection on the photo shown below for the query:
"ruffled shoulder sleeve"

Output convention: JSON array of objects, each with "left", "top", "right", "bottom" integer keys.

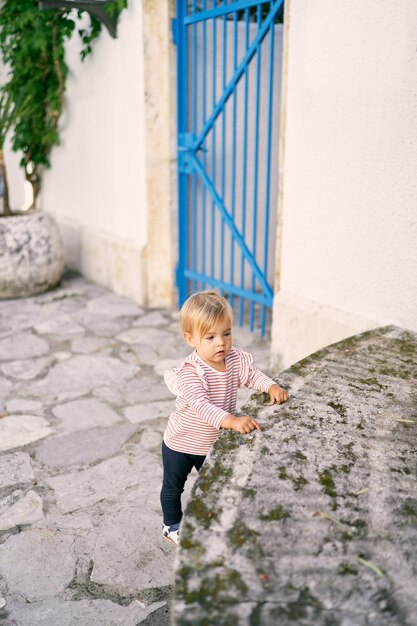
[
  {"left": 233, "top": 347, "right": 255, "bottom": 388},
  {"left": 163, "top": 365, "right": 182, "bottom": 396},
  {"left": 164, "top": 356, "right": 209, "bottom": 396}
]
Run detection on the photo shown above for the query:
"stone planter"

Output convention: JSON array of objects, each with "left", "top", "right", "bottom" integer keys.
[{"left": 0, "top": 211, "right": 65, "bottom": 299}]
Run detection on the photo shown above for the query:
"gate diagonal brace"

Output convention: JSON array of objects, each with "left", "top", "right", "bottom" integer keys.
[
  {"left": 189, "top": 151, "right": 273, "bottom": 301},
  {"left": 192, "top": 0, "right": 284, "bottom": 153},
  {"left": 178, "top": 132, "right": 207, "bottom": 174}
]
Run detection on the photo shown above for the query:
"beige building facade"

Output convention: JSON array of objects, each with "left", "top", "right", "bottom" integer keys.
[
  {"left": 42, "top": 0, "right": 177, "bottom": 308},
  {"left": 4, "top": 0, "right": 417, "bottom": 372},
  {"left": 271, "top": 0, "right": 417, "bottom": 370}
]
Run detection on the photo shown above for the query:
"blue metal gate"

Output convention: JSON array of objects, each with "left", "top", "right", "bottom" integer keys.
[{"left": 175, "top": 0, "right": 284, "bottom": 334}]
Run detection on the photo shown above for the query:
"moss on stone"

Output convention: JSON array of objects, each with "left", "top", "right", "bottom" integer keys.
[
  {"left": 358, "top": 377, "right": 386, "bottom": 391},
  {"left": 375, "top": 588, "right": 401, "bottom": 616},
  {"left": 390, "top": 466, "right": 412, "bottom": 475},
  {"left": 197, "top": 460, "right": 232, "bottom": 495},
  {"left": 277, "top": 465, "right": 289, "bottom": 480},
  {"left": 282, "top": 434, "right": 298, "bottom": 444},
  {"left": 338, "top": 562, "right": 358, "bottom": 576},
  {"left": 341, "top": 442, "right": 357, "bottom": 464},
  {"left": 180, "top": 535, "right": 205, "bottom": 554},
  {"left": 400, "top": 498, "right": 417, "bottom": 527},
  {"left": 256, "top": 391, "right": 271, "bottom": 406},
  {"left": 292, "top": 475, "right": 309, "bottom": 491},
  {"left": 380, "top": 367, "right": 410, "bottom": 380},
  {"left": 328, "top": 401, "right": 347, "bottom": 417},
  {"left": 289, "top": 350, "right": 322, "bottom": 376},
  {"left": 294, "top": 450, "right": 307, "bottom": 461},
  {"left": 187, "top": 495, "right": 221, "bottom": 529},
  {"left": 179, "top": 566, "right": 248, "bottom": 608},
  {"left": 399, "top": 335, "right": 417, "bottom": 354},
  {"left": 285, "top": 586, "right": 323, "bottom": 620},
  {"left": 227, "top": 519, "right": 259, "bottom": 547},
  {"left": 259, "top": 506, "right": 289, "bottom": 521},
  {"left": 244, "top": 404, "right": 259, "bottom": 418},
  {"left": 319, "top": 468, "right": 337, "bottom": 499},
  {"left": 241, "top": 487, "right": 256, "bottom": 498}
]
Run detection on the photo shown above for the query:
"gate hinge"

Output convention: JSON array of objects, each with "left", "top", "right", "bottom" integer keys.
[{"left": 178, "top": 132, "right": 195, "bottom": 174}]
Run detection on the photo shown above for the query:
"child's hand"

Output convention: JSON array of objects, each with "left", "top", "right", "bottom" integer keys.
[
  {"left": 268, "top": 384, "right": 289, "bottom": 405},
  {"left": 221, "top": 414, "right": 261, "bottom": 434}
]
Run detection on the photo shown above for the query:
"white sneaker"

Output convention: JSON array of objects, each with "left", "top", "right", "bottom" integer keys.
[{"left": 162, "top": 523, "right": 180, "bottom": 546}]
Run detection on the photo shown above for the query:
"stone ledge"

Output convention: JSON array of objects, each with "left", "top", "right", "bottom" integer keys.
[{"left": 173, "top": 326, "right": 417, "bottom": 626}]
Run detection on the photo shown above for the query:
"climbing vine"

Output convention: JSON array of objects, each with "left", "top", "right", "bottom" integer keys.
[{"left": 0, "top": 0, "right": 126, "bottom": 212}]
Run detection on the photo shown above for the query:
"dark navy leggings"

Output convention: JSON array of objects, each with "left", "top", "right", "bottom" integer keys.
[{"left": 160, "top": 441, "right": 206, "bottom": 526}]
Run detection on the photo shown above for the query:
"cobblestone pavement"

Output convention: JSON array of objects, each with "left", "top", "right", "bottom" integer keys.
[{"left": 0, "top": 271, "right": 273, "bottom": 626}]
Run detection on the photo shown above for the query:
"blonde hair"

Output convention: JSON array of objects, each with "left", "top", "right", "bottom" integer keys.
[{"left": 180, "top": 290, "right": 233, "bottom": 338}]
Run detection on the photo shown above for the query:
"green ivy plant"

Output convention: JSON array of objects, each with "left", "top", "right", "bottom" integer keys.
[{"left": 0, "top": 0, "right": 126, "bottom": 214}]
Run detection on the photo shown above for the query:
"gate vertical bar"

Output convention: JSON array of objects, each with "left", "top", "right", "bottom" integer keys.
[
  {"left": 239, "top": 8, "right": 250, "bottom": 326},
  {"left": 261, "top": 15, "right": 276, "bottom": 335},
  {"left": 249, "top": 4, "right": 262, "bottom": 331},
  {"left": 220, "top": 12, "right": 227, "bottom": 288},
  {"left": 201, "top": 0, "right": 207, "bottom": 290},
  {"left": 176, "top": 0, "right": 188, "bottom": 306},
  {"left": 210, "top": 6, "right": 217, "bottom": 283},
  {"left": 191, "top": 0, "right": 198, "bottom": 293},
  {"left": 230, "top": 11, "right": 238, "bottom": 311}
]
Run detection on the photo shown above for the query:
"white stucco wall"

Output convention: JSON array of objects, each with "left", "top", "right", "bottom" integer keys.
[
  {"left": 42, "top": 3, "right": 148, "bottom": 302},
  {"left": 0, "top": 58, "right": 30, "bottom": 211},
  {"left": 271, "top": 0, "right": 417, "bottom": 370}
]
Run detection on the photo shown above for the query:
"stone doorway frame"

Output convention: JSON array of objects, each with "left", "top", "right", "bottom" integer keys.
[{"left": 142, "top": 0, "right": 178, "bottom": 308}]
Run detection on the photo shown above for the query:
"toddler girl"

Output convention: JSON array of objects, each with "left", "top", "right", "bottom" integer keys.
[{"left": 161, "top": 290, "right": 288, "bottom": 545}]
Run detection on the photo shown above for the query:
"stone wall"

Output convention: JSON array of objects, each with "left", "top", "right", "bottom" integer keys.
[{"left": 173, "top": 326, "right": 417, "bottom": 625}]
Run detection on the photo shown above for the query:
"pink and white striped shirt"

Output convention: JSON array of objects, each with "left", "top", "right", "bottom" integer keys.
[{"left": 163, "top": 346, "right": 276, "bottom": 455}]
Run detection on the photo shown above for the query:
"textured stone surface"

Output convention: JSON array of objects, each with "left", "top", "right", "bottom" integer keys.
[
  {"left": 0, "top": 529, "right": 76, "bottom": 601},
  {"left": 0, "top": 452, "right": 35, "bottom": 488},
  {"left": 174, "top": 326, "right": 417, "bottom": 626},
  {"left": 71, "top": 336, "right": 115, "bottom": 354},
  {"left": 7, "top": 598, "right": 166, "bottom": 626},
  {"left": 123, "top": 375, "right": 174, "bottom": 403},
  {"left": 0, "top": 377, "right": 12, "bottom": 410},
  {"left": 87, "top": 293, "right": 144, "bottom": 317},
  {"left": 0, "top": 490, "right": 44, "bottom": 530},
  {"left": 2, "top": 355, "right": 53, "bottom": 380},
  {"left": 35, "top": 423, "right": 137, "bottom": 468},
  {"left": 26, "top": 355, "right": 139, "bottom": 402},
  {"left": 0, "top": 415, "right": 52, "bottom": 451},
  {"left": 6, "top": 399, "right": 43, "bottom": 413},
  {"left": 123, "top": 400, "right": 175, "bottom": 423},
  {"left": 52, "top": 398, "right": 122, "bottom": 433},
  {"left": 133, "top": 311, "right": 169, "bottom": 327},
  {"left": 89, "top": 503, "right": 175, "bottom": 591},
  {"left": 0, "top": 331, "right": 50, "bottom": 361},
  {"left": 74, "top": 311, "right": 129, "bottom": 337},
  {"left": 34, "top": 314, "right": 85, "bottom": 336},
  {"left": 0, "top": 212, "right": 64, "bottom": 299},
  {"left": 46, "top": 450, "right": 158, "bottom": 513},
  {"left": 116, "top": 327, "right": 174, "bottom": 346}
]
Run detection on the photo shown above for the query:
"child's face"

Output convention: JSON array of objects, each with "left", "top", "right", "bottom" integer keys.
[{"left": 184, "top": 316, "right": 232, "bottom": 370}]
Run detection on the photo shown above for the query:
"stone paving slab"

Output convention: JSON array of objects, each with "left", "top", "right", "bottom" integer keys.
[
  {"left": 35, "top": 423, "right": 137, "bottom": 468},
  {"left": 0, "top": 452, "right": 35, "bottom": 488},
  {"left": 0, "top": 271, "right": 272, "bottom": 626},
  {"left": 7, "top": 598, "right": 166, "bottom": 626}
]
